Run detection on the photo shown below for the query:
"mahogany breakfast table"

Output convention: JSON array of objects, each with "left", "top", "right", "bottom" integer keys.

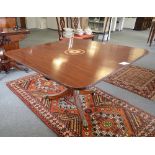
[{"left": 5, "top": 38, "right": 148, "bottom": 127}]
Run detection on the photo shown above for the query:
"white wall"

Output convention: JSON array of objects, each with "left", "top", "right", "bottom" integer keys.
[
  {"left": 26, "top": 17, "right": 47, "bottom": 29},
  {"left": 123, "top": 17, "right": 136, "bottom": 29},
  {"left": 111, "top": 17, "right": 117, "bottom": 31},
  {"left": 111, "top": 17, "right": 125, "bottom": 31},
  {"left": 26, "top": 17, "right": 36, "bottom": 29},
  {"left": 47, "top": 17, "right": 57, "bottom": 29},
  {"left": 111, "top": 17, "right": 136, "bottom": 31}
]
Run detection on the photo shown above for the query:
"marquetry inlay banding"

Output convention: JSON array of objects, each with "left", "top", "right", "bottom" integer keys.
[{"left": 64, "top": 49, "right": 86, "bottom": 55}]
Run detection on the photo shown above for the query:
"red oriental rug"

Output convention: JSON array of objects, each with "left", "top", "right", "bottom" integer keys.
[
  {"left": 104, "top": 65, "right": 155, "bottom": 101},
  {"left": 7, "top": 73, "right": 155, "bottom": 136}
]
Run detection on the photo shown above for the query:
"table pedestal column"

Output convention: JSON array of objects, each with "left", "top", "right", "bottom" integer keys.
[{"left": 73, "top": 89, "right": 88, "bottom": 128}]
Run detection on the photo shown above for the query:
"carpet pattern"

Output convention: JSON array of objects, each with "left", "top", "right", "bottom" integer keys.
[
  {"left": 7, "top": 73, "right": 155, "bottom": 136},
  {"left": 104, "top": 65, "right": 155, "bottom": 101}
]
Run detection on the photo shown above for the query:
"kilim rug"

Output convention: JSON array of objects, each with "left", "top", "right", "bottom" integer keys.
[
  {"left": 7, "top": 73, "right": 155, "bottom": 136},
  {"left": 104, "top": 65, "right": 155, "bottom": 101}
]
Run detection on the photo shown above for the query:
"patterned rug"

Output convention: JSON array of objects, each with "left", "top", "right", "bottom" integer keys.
[
  {"left": 104, "top": 65, "right": 155, "bottom": 101},
  {"left": 7, "top": 73, "right": 155, "bottom": 136}
]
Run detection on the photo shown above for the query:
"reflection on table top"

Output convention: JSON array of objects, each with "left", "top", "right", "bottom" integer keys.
[{"left": 5, "top": 38, "right": 148, "bottom": 89}]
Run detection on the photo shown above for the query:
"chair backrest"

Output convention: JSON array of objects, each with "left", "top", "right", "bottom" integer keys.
[
  {"left": 56, "top": 17, "right": 70, "bottom": 40},
  {"left": 56, "top": 17, "right": 82, "bottom": 40},
  {"left": 70, "top": 17, "right": 81, "bottom": 29}
]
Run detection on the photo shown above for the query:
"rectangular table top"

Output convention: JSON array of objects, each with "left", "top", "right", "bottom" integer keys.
[{"left": 5, "top": 39, "right": 148, "bottom": 89}]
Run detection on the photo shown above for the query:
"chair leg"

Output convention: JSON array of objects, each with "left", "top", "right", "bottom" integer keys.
[
  {"left": 147, "top": 26, "right": 153, "bottom": 43},
  {"left": 149, "top": 29, "right": 155, "bottom": 46}
]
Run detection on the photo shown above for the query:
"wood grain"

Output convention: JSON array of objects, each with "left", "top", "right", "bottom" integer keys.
[
  {"left": 5, "top": 39, "right": 148, "bottom": 89},
  {"left": 0, "top": 17, "right": 16, "bottom": 28}
]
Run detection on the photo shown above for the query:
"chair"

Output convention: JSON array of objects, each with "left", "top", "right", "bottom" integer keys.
[
  {"left": 56, "top": 17, "right": 94, "bottom": 41},
  {"left": 56, "top": 17, "right": 70, "bottom": 40},
  {"left": 70, "top": 17, "right": 81, "bottom": 29},
  {"left": 147, "top": 21, "right": 155, "bottom": 46},
  {"left": 93, "top": 17, "right": 112, "bottom": 42}
]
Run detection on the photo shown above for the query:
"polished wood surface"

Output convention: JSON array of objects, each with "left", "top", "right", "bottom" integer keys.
[
  {"left": 0, "top": 17, "right": 27, "bottom": 29},
  {"left": 0, "top": 17, "right": 16, "bottom": 28},
  {"left": 5, "top": 39, "right": 148, "bottom": 89}
]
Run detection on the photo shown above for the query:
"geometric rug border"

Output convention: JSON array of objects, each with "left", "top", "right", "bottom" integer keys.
[
  {"left": 6, "top": 82, "right": 65, "bottom": 137},
  {"left": 103, "top": 65, "right": 155, "bottom": 101},
  {"left": 93, "top": 86, "right": 155, "bottom": 119}
]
